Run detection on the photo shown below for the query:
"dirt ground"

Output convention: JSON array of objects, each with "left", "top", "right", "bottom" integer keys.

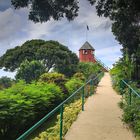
[{"left": 65, "top": 73, "right": 135, "bottom": 140}]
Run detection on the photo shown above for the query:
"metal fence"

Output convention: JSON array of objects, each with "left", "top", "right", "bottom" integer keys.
[
  {"left": 17, "top": 72, "right": 104, "bottom": 140},
  {"left": 120, "top": 80, "right": 140, "bottom": 105}
]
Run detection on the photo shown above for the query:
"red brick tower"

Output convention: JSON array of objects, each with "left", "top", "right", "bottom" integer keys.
[{"left": 79, "top": 41, "right": 96, "bottom": 63}]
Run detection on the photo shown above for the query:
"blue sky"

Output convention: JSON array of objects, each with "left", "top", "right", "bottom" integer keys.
[{"left": 0, "top": 0, "right": 122, "bottom": 78}]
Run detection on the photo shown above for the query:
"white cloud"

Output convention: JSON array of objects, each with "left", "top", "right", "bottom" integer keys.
[
  {"left": 0, "top": 69, "right": 16, "bottom": 79},
  {"left": 96, "top": 45, "right": 122, "bottom": 67},
  {"left": 75, "top": 0, "right": 111, "bottom": 31},
  {"left": 0, "top": 8, "right": 21, "bottom": 40},
  {"left": 96, "top": 45, "right": 122, "bottom": 56}
]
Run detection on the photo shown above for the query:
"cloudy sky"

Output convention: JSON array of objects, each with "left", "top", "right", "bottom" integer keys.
[{"left": 0, "top": 0, "right": 122, "bottom": 78}]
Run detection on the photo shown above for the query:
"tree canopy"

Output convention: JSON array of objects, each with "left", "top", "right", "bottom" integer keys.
[
  {"left": 11, "top": 0, "right": 80, "bottom": 23},
  {"left": 0, "top": 40, "right": 79, "bottom": 77},
  {"left": 10, "top": 0, "right": 99, "bottom": 22}
]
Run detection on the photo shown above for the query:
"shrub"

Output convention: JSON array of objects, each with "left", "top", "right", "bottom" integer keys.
[
  {"left": 65, "top": 78, "right": 84, "bottom": 95},
  {"left": 39, "top": 72, "right": 68, "bottom": 95},
  {"left": 0, "top": 81, "right": 63, "bottom": 140},
  {"left": 39, "top": 73, "right": 66, "bottom": 84},
  {"left": 72, "top": 72, "right": 85, "bottom": 81},
  {"left": 122, "top": 97, "right": 140, "bottom": 135}
]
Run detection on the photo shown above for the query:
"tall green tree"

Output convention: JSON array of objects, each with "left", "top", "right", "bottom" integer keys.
[
  {"left": 91, "top": 0, "right": 140, "bottom": 80},
  {"left": 0, "top": 39, "right": 45, "bottom": 71},
  {"left": 0, "top": 40, "right": 79, "bottom": 77}
]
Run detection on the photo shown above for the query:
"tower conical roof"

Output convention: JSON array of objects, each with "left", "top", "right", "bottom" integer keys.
[{"left": 79, "top": 41, "right": 95, "bottom": 51}]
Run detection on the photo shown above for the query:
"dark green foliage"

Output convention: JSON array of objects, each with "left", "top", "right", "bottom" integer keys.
[
  {"left": 0, "top": 40, "right": 79, "bottom": 77},
  {"left": 0, "top": 81, "right": 63, "bottom": 140},
  {"left": 0, "top": 39, "right": 45, "bottom": 71},
  {"left": 0, "top": 76, "right": 14, "bottom": 90},
  {"left": 55, "top": 52, "right": 79, "bottom": 77},
  {"left": 11, "top": 0, "right": 79, "bottom": 23},
  {"left": 123, "top": 97, "right": 140, "bottom": 135},
  {"left": 10, "top": 0, "right": 97, "bottom": 23},
  {"left": 16, "top": 60, "right": 46, "bottom": 83}
]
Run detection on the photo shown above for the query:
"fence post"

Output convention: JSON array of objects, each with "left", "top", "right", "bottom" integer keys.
[
  {"left": 129, "top": 89, "right": 132, "bottom": 105},
  {"left": 90, "top": 80, "right": 93, "bottom": 96},
  {"left": 92, "top": 79, "right": 94, "bottom": 94},
  {"left": 82, "top": 87, "right": 85, "bottom": 111},
  {"left": 120, "top": 80, "right": 122, "bottom": 94},
  {"left": 60, "top": 105, "right": 64, "bottom": 140}
]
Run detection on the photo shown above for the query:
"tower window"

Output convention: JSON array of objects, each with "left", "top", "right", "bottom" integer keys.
[{"left": 83, "top": 50, "right": 88, "bottom": 54}]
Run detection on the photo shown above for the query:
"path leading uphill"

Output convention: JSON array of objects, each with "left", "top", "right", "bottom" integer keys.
[{"left": 65, "top": 73, "right": 135, "bottom": 140}]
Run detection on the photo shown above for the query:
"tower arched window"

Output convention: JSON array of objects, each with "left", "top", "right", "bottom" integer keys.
[{"left": 83, "top": 50, "right": 88, "bottom": 54}]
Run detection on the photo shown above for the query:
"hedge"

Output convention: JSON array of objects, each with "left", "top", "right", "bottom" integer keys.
[{"left": 0, "top": 81, "right": 64, "bottom": 140}]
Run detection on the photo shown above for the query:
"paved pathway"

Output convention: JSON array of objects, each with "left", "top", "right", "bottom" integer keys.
[{"left": 65, "top": 73, "right": 135, "bottom": 140}]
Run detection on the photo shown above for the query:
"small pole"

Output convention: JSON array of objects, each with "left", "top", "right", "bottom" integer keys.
[
  {"left": 82, "top": 87, "right": 85, "bottom": 111},
  {"left": 92, "top": 80, "right": 94, "bottom": 94},
  {"left": 86, "top": 25, "right": 89, "bottom": 41},
  {"left": 86, "top": 28, "right": 87, "bottom": 41},
  {"left": 90, "top": 80, "right": 93, "bottom": 96},
  {"left": 120, "top": 81, "right": 123, "bottom": 94},
  {"left": 129, "top": 89, "right": 132, "bottom": 105},
  {"left": 60, "top": 105, "right": 64, "bottom": 140}
]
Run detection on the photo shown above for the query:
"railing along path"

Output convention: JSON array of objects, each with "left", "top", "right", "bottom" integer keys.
[
  {"left": 120, "top": 80, "right": 140, "bottom": 105},
  {"left": 17, "top": 72, "right": 104, "bottom": 140}
]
